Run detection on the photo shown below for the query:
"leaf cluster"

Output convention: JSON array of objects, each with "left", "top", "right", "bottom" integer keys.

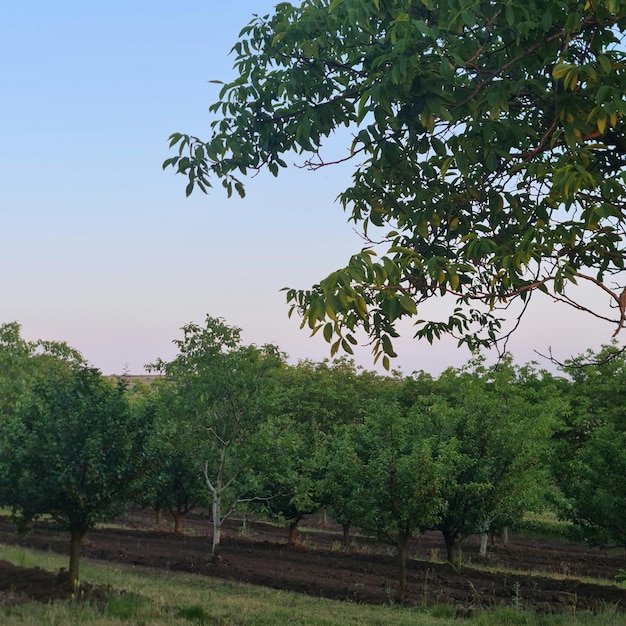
[{"left": 166, "top": 0, "right": 626, "bottom": 366}]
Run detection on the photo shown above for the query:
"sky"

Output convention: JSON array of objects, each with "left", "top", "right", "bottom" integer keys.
[{"left": 1, "top": 1, "right": 619, "bottom": 376}]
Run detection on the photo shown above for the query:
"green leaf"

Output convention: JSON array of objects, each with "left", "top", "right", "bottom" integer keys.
[
  {"left": 328, "top": 0, "right": 345, "bottom": 12},
  {"left": 323, "top": 322, "right": 333, "bottom": 343}
]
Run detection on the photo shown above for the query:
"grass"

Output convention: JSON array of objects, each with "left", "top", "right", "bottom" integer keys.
[
  {"left": 1, "top": 544, "right": 625, "bottom": 626},
  {"left": 456, "top": 557, "right": 624, "bottom": 588}
]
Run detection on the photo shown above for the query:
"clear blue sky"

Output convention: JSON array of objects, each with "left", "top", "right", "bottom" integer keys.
[{"left": 1, "top": 1, "right": 614, "bottom": 375}]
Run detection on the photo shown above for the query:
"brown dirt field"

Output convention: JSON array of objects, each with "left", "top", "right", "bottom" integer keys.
[{"left": 0, "top": 509, "right": 625, "bottom": 615}]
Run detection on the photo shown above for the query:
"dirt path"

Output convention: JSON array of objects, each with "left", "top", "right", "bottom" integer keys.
[{"left": 1, "top": 510, "right": 625, "bottom": 615}]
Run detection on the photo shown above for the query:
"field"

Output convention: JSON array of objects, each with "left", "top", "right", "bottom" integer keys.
[{"left": 1, "top": 509, "right": 625, "bottom": 620}]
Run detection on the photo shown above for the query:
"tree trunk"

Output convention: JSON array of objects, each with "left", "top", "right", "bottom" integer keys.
[
  {"left": 397, "top": 536, "right": 409, "bottom": 603},
  {"left": 479, "top": 520, "right": 490, "bottom": 557},
  {"left": 443, "top": 531, "right": 461, "bottom": 567},
  {"left": 68, "top": 527, "right": 86, "bottom": 588},
  {"left": 173, "top": 513, "right": 183, "bottom": 535},
  {"left": 502, "top": 526, "right": 509, "bottom": 546},
  {"left": 288, "top": 520, "right": 298, "bottom": 545},
  {"left": 342, "top": 523, "right": 351, "bottom": 548},
  {"left": 204, "top": 459, "right": 223, "bottom": 563},
  {"left": 211, "top": 493, "right": 221, "bottom": 561},
  {"left": 155, "top": 507, "right": 162, "bottom": 526},
  {"left": 479, "top": 531, "right": 488, "bottom": 557}
]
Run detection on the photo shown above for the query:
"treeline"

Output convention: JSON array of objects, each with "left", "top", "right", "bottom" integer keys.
[{"left": 1, "top": 317, "right": 625, "bottom": 601}]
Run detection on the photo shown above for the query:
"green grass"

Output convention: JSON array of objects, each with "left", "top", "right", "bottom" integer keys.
[
  {"left": 514, "top": 512, "right": 580, "bottom": 540},
  {"left": 0, "top": 544, "right": 624, "bottom": 626}
]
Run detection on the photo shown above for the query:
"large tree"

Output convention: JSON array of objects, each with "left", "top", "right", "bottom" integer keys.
[
  {"left": 166, "top": 0, "right": 626, "bottom": 365},
  {"left": 4, "top": 366, "right": 153, "bottom": 587}
]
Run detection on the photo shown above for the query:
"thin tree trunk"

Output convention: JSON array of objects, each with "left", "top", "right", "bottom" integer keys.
[
  {"left": 211, "top": 492, "right": 221, "bottom": 561},
  {"left": 155, "top": 507, "right": 162, "bottom": 526},
  {"left": 342, "top": 523, "right": 351, "bottom": 548},
  {"left": 173, "top": 513, "right": 183, "bottom": 535},
  {"left": 479, "top": 520, "right": 490, "bottom": 557},
  {"left": 397, "top": 536, "right": 408, "bottom": 603},
  {"left": 288, "top": 520, "right": 298, "bottom": 545},
  {"left": 204, "top": 458, "right": 224, "bottom": 562},
  {"left": 68, "top": 527, "right": 86, "bottom": 588},
  {"left": 502, "top": 526, "right": 509, "bottom": 546},
  {"left": 479, "top": 531, "right": 489, "bottom": 557},
  {"left": 443, "top": 531, "right": 460, "bottom": 567}
]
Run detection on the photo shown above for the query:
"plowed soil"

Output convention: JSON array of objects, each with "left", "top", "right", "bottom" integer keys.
[{"left": 1, "top": 509, "right": 625, "bottom": 616}]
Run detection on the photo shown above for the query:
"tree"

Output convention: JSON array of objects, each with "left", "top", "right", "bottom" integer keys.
[
  {"left": 346, "top": 400, "right": 453, "bottom": 603},
  {"left": 166, "top": 0, "right": 626, "bottom": 366},
  {"left": 135, "top": 380, "right": 207, "bottom": 533},
  {"left": 249, "top": 413, "right": 326, "bottom": 545},
  {"left": 254, "top": 358, "right": 395, "bottom": 543},
  {"left": 555, "top": 345, "right": 626, "bottom": 548},
  {"left": 410, "top": 359, "right": 560, "bottom": 565},
  {"left": 4, "top": 366, "right": 153, "bottom": 587},
  {"left": 149, "top": 315, "right": 284, "bottom": 560},
  {"left": 323, "top": 424, "right": 373, "bottom": 547},
  {"left": 0, "top": 322, "right": 86, "bottom": 511},
  {"left": 562, "top": 424, "right": 626, "bottom": 548}
]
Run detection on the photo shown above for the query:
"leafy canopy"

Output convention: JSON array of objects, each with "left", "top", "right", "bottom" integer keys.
[{"left": 165, "top": 0, "right": 626, "bottom": 366}]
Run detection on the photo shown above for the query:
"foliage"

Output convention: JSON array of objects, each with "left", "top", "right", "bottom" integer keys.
[
  {"left": 411, "top": 359, "right": 561, "bottom": 563},
  {"left": 248, "top": 413, "right": 326, "bottom": 542},
  {"left": 0, "top": 322, "right": 84, "bottom": 420},
  {"left": 3, "top": 365, "right": 153, "bottom": 584},
  {"left": 135, "top": 380, "right": 207, "bottom": 532},
  {"left": 343, "top": 400, "right": 455, "bottom": 601},
  {"left": 269, "top": 357, "right": 391, "bottom": 432},
  {"left": 166, "top": 0, "right": 626, "bottom": 366},
  {"left": 149, "top": 315, "right": 284, "bottom": 558},
  {"left": 555, "top": 345, "right": 626, "bottom": 548}
]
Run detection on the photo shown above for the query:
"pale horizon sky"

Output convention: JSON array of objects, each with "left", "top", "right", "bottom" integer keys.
[{"left": 1, "top": 1, "right": 620, "bottom": 376}]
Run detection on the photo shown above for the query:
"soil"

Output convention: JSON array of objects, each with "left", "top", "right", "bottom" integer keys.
[{"left": 0, "top": 509, "right": 625, "bottom": 616}]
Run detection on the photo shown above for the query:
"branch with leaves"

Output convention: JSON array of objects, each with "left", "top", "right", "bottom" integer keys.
[{"left": 165, "top": 0, "right": 626, "bottom": 366}]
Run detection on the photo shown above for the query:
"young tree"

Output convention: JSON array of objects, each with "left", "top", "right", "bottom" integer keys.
[
  {"left": 411, "top": 360, "right": 560, "bottom": 565},
  {"left": 149, "top": 315, "right": 284, "bottom": 560},
  {"left": 555, "top": 345, "right": 626, "bottom": 548},
  {"left": 323, "top": 425, "right": 370, "bottom": 547},
  {"left": 166, "top": 0, "right": 626, "bottom": 366},
  {"left": 254, "top": 359, "right": 394, "bottom": 543},
  {"left": 347, "top": 400, "right": 454, "bottom": 603},
  {"left": 136, "top": 381, "right": 207, "bottom": 533},
  {"left": 0, "top": 322, "right": 86, "bottom": 510},
  {"left": 562, "top": 424, "right": 626, "bottom": 549},
  {"left": 249, "top": 413, "right": 326, "bottom": 545},
  {"left": 4, "top": 366, "right": 153, "bottom": 587}
]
